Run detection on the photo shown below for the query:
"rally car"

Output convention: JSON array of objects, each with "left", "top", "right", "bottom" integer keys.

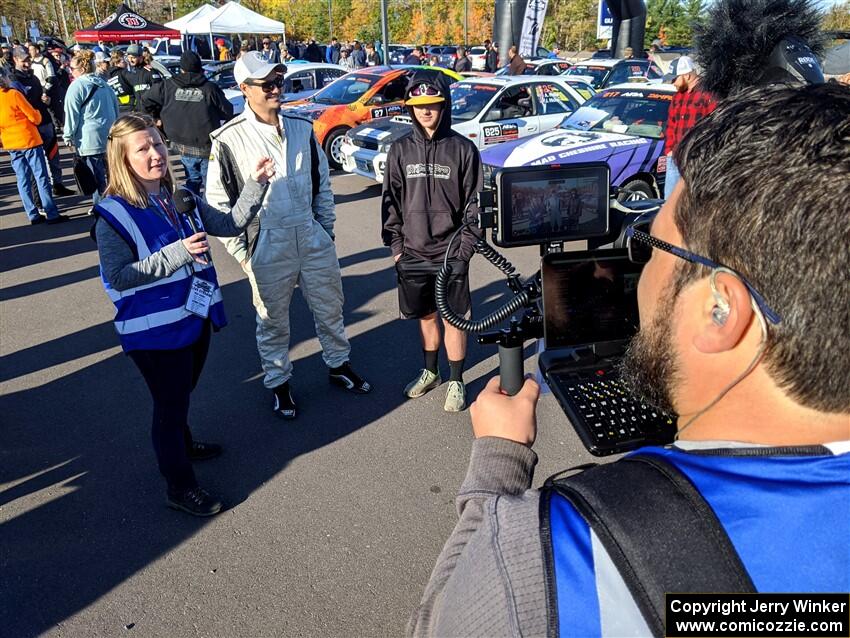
[
  {"left": 339, "top": 76, "right": 589, "bottom": 183},
  {"left": 280, "top": 65, "right": 461, "bottom": 168},
  {"left": 480, "top": 84, "right": 676, "bottom": 201},
  {"left": 495, "top": 58, "right": 573, "bottom": 76},
  {"left": 563, "top": 58, "right": 663, "bottom": 90}
]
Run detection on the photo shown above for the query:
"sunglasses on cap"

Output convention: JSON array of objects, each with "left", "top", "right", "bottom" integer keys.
[
  {"left": 245, "top": 75, "right": 284, "bottom": 92},
  {"left": 409, "top": 83, "right": 440, "bottom": 97}
]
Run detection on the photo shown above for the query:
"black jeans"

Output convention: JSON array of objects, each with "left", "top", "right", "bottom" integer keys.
[{"left": 128, "top": 322, "right": 211, "bottom": 492}]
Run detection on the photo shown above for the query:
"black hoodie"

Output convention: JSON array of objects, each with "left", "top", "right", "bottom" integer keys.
[
  {"left": 381, "top": 69, "right": 482, "bottom": 263},
  {"left": 142, "top": 72, "right": 234, "bottom": 153}
]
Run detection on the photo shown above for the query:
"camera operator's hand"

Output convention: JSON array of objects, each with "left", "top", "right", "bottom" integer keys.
[
  {"left": 469, "top": 376, "right": 540, "bottom": 447},
  {"left": 394, "top": 254, "right": 401, "bottom": 263}
]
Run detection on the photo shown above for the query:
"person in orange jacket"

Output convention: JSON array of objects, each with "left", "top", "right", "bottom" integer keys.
[{"left": 0, "top": 69, "right": 66, "bottom": 224}]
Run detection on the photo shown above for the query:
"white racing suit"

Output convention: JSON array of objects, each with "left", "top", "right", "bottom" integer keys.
[{"left": 206, "top": 108, "right": 350, "bottom": 389}]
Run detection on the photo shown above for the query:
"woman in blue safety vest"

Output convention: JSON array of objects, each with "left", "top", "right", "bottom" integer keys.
[{"left": 93, "top": 113, "right": 275, "bottom": 517}]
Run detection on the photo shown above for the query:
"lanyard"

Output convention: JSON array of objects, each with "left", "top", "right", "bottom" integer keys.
[{"left": 149, "top": 191, "right": 187, "bottom": 239}]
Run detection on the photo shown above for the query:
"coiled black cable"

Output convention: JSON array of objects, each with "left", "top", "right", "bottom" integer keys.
[{"left": 436, "top": 222, "right": 531, "bottom": 334}]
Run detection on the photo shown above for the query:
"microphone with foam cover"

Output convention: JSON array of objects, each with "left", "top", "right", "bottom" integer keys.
[{"left": 173, "top": 187, "right": 211, "bottom": 265}]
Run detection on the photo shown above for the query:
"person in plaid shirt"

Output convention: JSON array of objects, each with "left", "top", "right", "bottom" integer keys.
[{"left": 664, "top": 56, "right": 716, "bottom": 199}]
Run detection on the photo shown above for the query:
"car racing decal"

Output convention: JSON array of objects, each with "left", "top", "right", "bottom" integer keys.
[
  {"left": 482, "top": 122, "right": 520, "bottom": 145},
  {"left": 356, "top": 127, "right": 394, "bottom": 142},
  {"left": 637, "top": 139, "right": 663, "bottom": 174},
  {"left": 370, "top": 104, "right": 404, "bottom": 119},
  {"left": 482, "top": 131, "right": 663, "bottom": 187}
]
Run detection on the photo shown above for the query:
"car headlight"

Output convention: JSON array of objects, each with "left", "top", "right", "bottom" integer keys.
[{"left": 377, "top": 142, "right": 392, "bottom": 154}]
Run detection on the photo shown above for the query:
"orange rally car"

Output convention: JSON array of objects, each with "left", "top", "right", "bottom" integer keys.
[{"left": 281, "top": 65, "right": 462, "bottom": 168}]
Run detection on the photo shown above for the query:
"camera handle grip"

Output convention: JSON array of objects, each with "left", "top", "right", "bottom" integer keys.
[{"left": 498, "top": 344, "right": 524, "bottom": 396}]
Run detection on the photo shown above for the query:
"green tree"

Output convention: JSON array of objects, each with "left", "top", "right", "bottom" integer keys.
[
  {"left": 645, "top": 0, "right": 704, "bottom": 47},
  {"left": 544, "top": 0, "right": 598, "bottom": 51},
  {"left": 823, "top": 0, "right": 850, "bottom": 31}
]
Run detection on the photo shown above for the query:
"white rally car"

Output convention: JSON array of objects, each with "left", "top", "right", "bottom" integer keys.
[{"left": 340, "top": 75, "right": 590, "bottom": 183}]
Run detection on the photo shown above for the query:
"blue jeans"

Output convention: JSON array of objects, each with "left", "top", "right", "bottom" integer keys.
[
  {"left": 37, "top": 122, "right": 64, "bottom": 186},
  {"left": 663, "top": 154, "right": 680, "bottom": 200},
  {"left": 181, "top": 155, "right": 208, "bottom": 196},
  {"left": 10, "top": 147, "right": 59, "bottom": 221},
  {"left": 83, "top": 154, "right": 108, "bottom": 203}
]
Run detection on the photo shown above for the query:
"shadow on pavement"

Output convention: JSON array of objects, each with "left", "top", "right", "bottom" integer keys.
[
  {"left": 0, "top": 245, "right": 517, "bottom": 637},
  {"left": 334, "top": 182, "right": 383, "bottom": 205},
  {"left": 0, "top": 265, "right": 101, "bottom": 303}
]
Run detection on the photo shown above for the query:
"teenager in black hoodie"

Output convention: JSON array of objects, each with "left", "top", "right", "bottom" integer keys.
[
  {"left": 143, "top": 51, "right": 234, "bottom": 195},
  {"left": 382, "top": 69, "right": 482, "bottom": 413}
]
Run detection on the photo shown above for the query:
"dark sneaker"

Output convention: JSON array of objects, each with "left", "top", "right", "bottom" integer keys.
[
  {"left": 329, "top": 362, "right": 372, "bottom": 394},
  {"left": 187, "top": 441, "right": 223, "bottom": 462},
  {"left": 53, "top": 184, "right": 75, "bottom": 197},
  {"left": 30, "top": 216, "right": 45, "bottom": 225},
  {"left": 46, "top": 214, "right": 70, "bottom": 225},
  {"left": 166, "top": 487, "right": 223, "bottom": 517},
  {"left": 272, "top": 382, "right": 296, "bottom": 419}
]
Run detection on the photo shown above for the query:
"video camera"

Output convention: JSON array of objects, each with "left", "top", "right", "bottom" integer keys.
[{"left": 436, "top": 162, "right": 676, "bottom": 455}]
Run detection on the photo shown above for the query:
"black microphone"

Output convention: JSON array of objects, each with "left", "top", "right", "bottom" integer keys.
[{"left": 173, "top": 187, "right": 211, "bottom": 265}]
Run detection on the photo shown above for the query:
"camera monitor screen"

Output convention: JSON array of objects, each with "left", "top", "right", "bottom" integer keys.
[
  {"left": 542, "top": 250, "right": 642, "bottom": 350},
  {"left": 495, "top": 163, "right": 610, "bottom": 248}
]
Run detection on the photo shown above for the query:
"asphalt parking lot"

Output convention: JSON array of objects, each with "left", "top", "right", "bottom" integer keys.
[{"left": 0, "top": 152, "right": 599, "bottom": 637}]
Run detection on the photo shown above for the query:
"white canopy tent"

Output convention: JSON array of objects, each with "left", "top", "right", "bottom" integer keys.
[
  {"left": 179, "top": 2, "right": 286, "bottom": 59},
  {"left": 181, "top": 2, "right": 285, "bottom": 36},
  {"left": 164, "top": 3, "right": 217, "bottom": 33}
]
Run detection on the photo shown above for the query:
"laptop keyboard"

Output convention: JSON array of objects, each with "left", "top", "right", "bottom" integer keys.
[{"left": 552, "top": 370, "right": 676, "bottom": 452}]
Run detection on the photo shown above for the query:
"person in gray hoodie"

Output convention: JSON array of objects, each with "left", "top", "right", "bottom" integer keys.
[{"left": 64, "top": 49, "right": 120, "bottom": 206}]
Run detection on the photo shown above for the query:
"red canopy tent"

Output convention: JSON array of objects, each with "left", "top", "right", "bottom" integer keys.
[{"left": 75, "top": 4, "right": 180, "bottom": 42}]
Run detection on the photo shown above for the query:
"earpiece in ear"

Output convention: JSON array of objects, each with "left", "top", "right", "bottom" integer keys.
[
  {"left": 709, "top": 267, "right": 733, "bottom": 327},
  {"left": 712, "top": 305, "right": 730, "bottom": 326}
]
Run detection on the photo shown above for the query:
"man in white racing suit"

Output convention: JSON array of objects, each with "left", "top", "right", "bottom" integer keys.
[{"left": 207, "top": 52, "right": 371, "bottom": 420}]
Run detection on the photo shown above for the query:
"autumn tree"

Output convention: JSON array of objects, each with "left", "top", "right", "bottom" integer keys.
[{"left": 823, "top": 0, "right": 850, "bottom": 31}]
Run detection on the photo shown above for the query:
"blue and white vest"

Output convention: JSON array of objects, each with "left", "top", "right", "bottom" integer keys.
[
  {"left": 96, "top": 194, "right": 227, "bottom": 352},
  {"left": 548, "top": 444, "right": 850, "bottom": 637}
]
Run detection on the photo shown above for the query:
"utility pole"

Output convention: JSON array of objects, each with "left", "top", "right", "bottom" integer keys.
[
  {"left": 380, "top": 0, "right": 389, "bottom": 65},
  {"left": 464, "top": 0, "right": 468, "bottom": 46}
]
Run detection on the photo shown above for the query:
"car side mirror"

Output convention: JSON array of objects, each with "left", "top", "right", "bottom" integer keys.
[
  {"left": 368, "top": 95, "right": 385, "bottom": 106},
  {"left": 485, "top": 107, "right": 503, "bottom": 122}
]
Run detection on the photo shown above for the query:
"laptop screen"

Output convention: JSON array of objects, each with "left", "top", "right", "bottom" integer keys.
[{"left": 542, "top": 250, "right": 643, "bottom": 350}]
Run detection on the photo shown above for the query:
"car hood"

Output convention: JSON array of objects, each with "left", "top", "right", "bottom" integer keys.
[
  {"left": 348, "top": 115, "right": 414, "bottom": 146},
  {"left": 480, "top": 128, "right": 657, "bottom": 168},
  {"left": 223, "top": 88, "right": 244, "bottom": 114},
  {"left": 280, "top": 100, "right": 334, "bottom": 119}
]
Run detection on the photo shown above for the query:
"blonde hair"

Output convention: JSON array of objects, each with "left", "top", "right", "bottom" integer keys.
[
  {"left": 72, "top": 49, "right": 96, "bottom": 75},
  {"left": 105, "top": 113, "right": 174, "bottom": 208}
]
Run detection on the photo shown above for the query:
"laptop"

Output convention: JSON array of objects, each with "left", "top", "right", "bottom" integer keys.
[{"left": 538, "top": 249, "right": 676, "bottom": 456}]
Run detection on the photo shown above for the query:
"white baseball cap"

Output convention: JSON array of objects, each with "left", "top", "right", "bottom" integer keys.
[
  {"left": 233, "top": 51, "right": 284, "bottom": 85},
  {"left": 675, "top": 55, "right": 695, "bottom": 76}
]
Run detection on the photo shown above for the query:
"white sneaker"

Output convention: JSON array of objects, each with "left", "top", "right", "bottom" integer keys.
[
  {"left": 443, "top": 380, "right": 466, "bottom": 412},
  {"left": 404, "top": 369, "right": 442, "bottom": 398}
]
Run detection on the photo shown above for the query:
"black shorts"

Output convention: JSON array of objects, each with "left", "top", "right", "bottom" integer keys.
[{"left": 395, "top": 254, "right": 471, "bottom": 320}]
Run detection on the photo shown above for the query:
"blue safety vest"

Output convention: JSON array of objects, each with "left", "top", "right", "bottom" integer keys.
[
  {"left": 548, "top": 444, "right": 850, "bottom": 636},
  {"left": 96, "top": 194, "right": 227, "bottom": 352}
]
